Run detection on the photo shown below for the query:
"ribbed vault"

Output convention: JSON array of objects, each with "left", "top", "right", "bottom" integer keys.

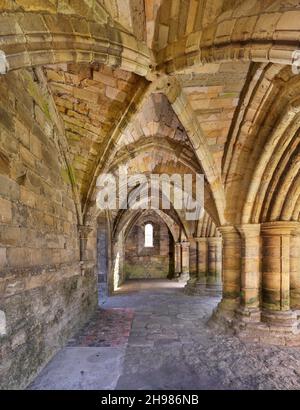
[{"left": 3, "top": 0, "right": 300, "bottom": 389}]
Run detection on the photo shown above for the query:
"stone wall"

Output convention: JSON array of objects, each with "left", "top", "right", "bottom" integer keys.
[
  {"left": 0, "top": 70, "right": 97, "bottom": 389},
  {"left": 125, "top": 216, "right": 174, "bottom": 279}
]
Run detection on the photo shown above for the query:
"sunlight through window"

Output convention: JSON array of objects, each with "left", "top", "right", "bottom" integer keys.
[{"left": 144, "top": 223, "right": 153, "bottom": 247}]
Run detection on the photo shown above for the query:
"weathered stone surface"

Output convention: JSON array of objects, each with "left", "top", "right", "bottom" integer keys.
[
  {"left": 0, "top": 197, "right": 12, "bottom": 223},
  {"left": 0, "top": 70, "right": 98, "bottom": 389},
  {"left": 1, "top": 1, "right": 300, "bottom": 391},
  {"left": 44, "top": 63, "right": 144, "bottom": 202},
  {"left": 125, "top": 214, "right": 173, "bottom": 280},
  {"left": 29, "top": 281, "right": 300, "bottom": 390}
]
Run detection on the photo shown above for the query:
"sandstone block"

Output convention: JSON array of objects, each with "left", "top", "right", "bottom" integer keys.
[
  {"left": 253, "top": 13, "right": 281, "bottom": 39},
  {"left": 20, "top": 186, "right": 36, "bottom": 208},
  {"left": 0, "top": 197, "right": 12, "bottom": 223}
]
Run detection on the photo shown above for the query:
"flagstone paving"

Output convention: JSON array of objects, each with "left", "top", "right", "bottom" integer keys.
[
  {"left": 66, "top": 308, "right": 134, "bottom": 348},
  {"left": 29, "top": 280, "right": 300, "bottom": 390}
]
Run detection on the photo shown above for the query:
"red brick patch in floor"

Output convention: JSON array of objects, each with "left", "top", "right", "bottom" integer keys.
[{"left": 67, "top": 308, "right": 134, "bottom": 347}]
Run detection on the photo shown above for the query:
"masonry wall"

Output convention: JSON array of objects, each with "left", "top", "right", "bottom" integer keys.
[
  {"left": 125, "top": 216, "right": 174, "bottom": 279},
  {"left": 0, "top": 70, "right": 97, "bottom": 389}
]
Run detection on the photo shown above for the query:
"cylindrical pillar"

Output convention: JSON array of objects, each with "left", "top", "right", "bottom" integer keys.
[
  {"left": 189, "top": 239, "right": 197, "bottom": 277},
  {"left": 206, "top": 237, "right": 222, "bottom": 295},
  {"left": 207, "top": 237, "right": 217, "bottom": 281},
  {"left": 184, "top": 237, "right": 207, "bottom": 294},
  {"left": 215, "top": 237, "right": 222, "bottom": 285},
  {"left": 290, "top": 226, "right": 300, "bottom": 309},
  {"left": 261, "top": 222, "right": 299, "bottom": 329},
  {"left": 174, "top": 242, "right": 182, "bottom": 278},
  {"left": 215, "top": 226, "right": 241, "bottom": 316},
  {"left": 238, "top": 224, "right": 261, "bottom": 309},
  {"left": 219, "top": 226, "right": 241, "bottom": 301},
  {"left": 179, "top": 241, "right": 190, "bottom": 282},
  {"left": 235, "top": 224, "right": 261, "bottom": 323},
  {"left": 197, "top": 238, "right": 208, "bottom": 279}
]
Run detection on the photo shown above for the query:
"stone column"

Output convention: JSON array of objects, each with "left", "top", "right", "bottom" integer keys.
[
  {"left": 207, "top": 237, "right": 217, "bottom": 278},
  {"left": 261, "top": 221, "right": 299, "bottom": 330},
  {"left": 78, "top": 225, "right": 91, "bottom": 261},
  {"left": 290, "top": 225, "right": 300, "bottom": 309},
  {"left": 215, "top": 226, "right": 241, "bottom": 317},
  {"left": 189, "top": 239, "right": 197, "bottom": 277},
  {"left": 197, "top": 237, "right": 208, "bottom": 279},
  {"left": 206, "top": 237, "right": 222, "bottom": 295},
  {"left": 78, "top": 225, "right": 93, "bottom": 275},
  {"left": 184, "top": 237, "right": 207, "bottom": 295},
  {"left": 216, "top": 238, "right": 222, "bottom": 286},
  {"left": 174, "top": 242, "right": 182, "bottom": 278},
  {"left": 237, "top": 224, "right": 261, "bottom": 322},
  {"left": 179, "top": 241, "right": 190, "bottom": 282}
]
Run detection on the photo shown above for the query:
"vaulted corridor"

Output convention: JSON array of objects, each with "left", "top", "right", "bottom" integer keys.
[
  {"left": 2, "top": 0, "right": 300, "bottom": 391},
  {"left": 29, "top": 280, "right": 300, "bottom": 390}
]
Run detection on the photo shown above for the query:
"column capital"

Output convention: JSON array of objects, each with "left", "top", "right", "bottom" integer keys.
[
  {"left": 261, "top": 221, "right": 300, "bottom": 236},
  {"left": 181, "top": 241, "right": 190, "bottom": 248},
  {"left": 78, "top": 225, "right": 93, "bottom": 237},
  {"left": 207, "top": 236, "right": 222, "bottom": 245},
  {"left": 293, "top": 223, "right": 300, "bottom": 235},
  {"left": 218, "top": 225, "right": 239, "bottom": 238},
  {"left": 237, "top": 224, "right": 261, "bottom": 238},
  {"left": 193, "top": 237, "right": 208, "bottom": 243}
]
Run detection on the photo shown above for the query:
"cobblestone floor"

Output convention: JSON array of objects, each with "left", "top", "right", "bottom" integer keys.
[{"left": 30, "top": 280, "right": 300, "bottom": 390}]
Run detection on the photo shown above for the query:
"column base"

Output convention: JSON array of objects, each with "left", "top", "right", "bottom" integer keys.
[
  {"left": 232, "top": 307, "right": 264, "bottom": 341},
  {"left": 208, "top": 298, "right": 240, "bottom": 333},
  {"left": 232, "top": 309, "right": 300, "bottom": 346},
  {"left": 184, "top": 277, "right": 222, "bottom": 296},
  {"left": 184, "top": 277, "right": 206, "bottom": 295},
  {"left": 261, "top": 310, "right": 299, "bottom": 332},
  {"left": 177, "top": 272, "right": 190, "bottom": 283},
  {"left": 206, "top": 283, "right": 222, "bottom": 297},
  {"left": 235, "top": 307, "right": 261, "bottom": 323},
  {"left": 210, "top": 303, "right": 300, "bottom": 345},
  {"left": 290, "top": 298, "right": 300, "bottom": 310}
]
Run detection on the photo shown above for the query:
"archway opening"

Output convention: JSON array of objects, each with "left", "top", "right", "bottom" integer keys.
[{"left": 124, "top": 214, "right": 175, "bottom": 281}]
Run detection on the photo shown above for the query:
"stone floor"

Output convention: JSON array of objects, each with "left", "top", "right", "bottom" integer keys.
[{"left": 29, "top": 279, "right": 300, "bottom": 390}]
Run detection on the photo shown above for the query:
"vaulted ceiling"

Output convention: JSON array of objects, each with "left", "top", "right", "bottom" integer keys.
[{"left": 2, "top": 0, "right": 300, "bottom": 231}]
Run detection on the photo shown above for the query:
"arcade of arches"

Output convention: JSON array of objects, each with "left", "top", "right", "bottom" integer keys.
[{"left": 1, "top": 0, "right": 300, "bottom": 390}]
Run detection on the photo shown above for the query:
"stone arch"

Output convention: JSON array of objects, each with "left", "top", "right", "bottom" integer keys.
[
  {"left": 243, "top": 98, "right": 300, "bottom": 224},
  {"left": 220, "top": 64, "right": 300, "bottom": 224},
  {"left": 121, "top": 209, "right": 179, "bottom": 282},
  {"left": 0, "top": 11, "right": 151, "bottom": 76},
  {"left": 157, "top": 0, "right": 300, "bottom": 74}
]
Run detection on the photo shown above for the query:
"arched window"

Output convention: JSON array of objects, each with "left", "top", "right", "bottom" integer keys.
[{"left": 144, "top": 223, "right": 153, "bottom": 247}]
